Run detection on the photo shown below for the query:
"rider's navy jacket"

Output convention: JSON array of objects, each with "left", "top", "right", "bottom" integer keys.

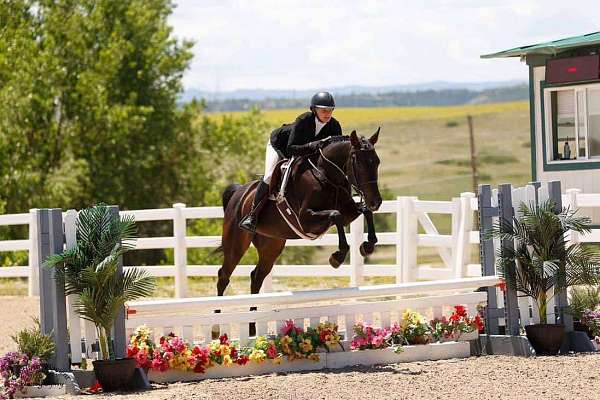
[{"left": 270, "top": 112, "right": 342, "bottom": 158}]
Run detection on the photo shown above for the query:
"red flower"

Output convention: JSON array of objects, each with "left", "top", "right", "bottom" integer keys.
[
  {"left": 88, "top": 381, "right": 102, "bottom": 393},
  {"left": 127, "top": 346, "right": 139, "bottom": 357},
  {"left": 474, "top": 315, "right": 485, "bottom": 331},
  {"left": 454, "top": 305, "right": 467, "bottom": 317},
  {"left": 496, "top": 281, "right": 507, "bottom": 293},
  {"left": 219, "top": 334, "right": 229, "bottom": 345},
  {"left": 193, "top": 362, "right": 207, "bottom": 373},
  {"left": 235, "top": 355, "right": 250, "bottom": 366}
]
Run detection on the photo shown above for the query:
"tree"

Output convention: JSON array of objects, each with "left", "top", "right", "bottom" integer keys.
[{"left": 0, "top": 0, "right": 195, "bottom": 212}]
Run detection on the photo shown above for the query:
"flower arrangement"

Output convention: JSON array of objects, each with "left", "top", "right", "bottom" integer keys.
[
  {"left": 126, "top": 306, "right": 477, "bottom": 376},
  {"left": 207, "top": 334, "right": 249, "bottom": 368},
  {"left": 431, "top": 306, "right": 484, "bottom": 342},
  {"left": 247, "top": 336, "right": 283, "bottom": 364},
  {"left": 0, "top": 352, "right": 45, "bottom": 399},
  {"left": 309, "top": 321, "right": 343, "bottom": 352},
  {"left": 400, "top": 309, "right": 431, "bottom": 345},
  {"left": 581, "top": 309, "right": 600, "bottom": 338},
  {"left": 350, "top": 322, "right": 404, "bottom": 353},
  {"left": 149, "top": 333, "right": 211, "bottom": 373},
  {"left": 276, "top": 320, "right": 321, "bottom": 362},
  {"left": 127, "top": 325, "right": 155, "bottom": 370},
  {"left": 350, "top": 323, "right": 391, "bottom": 350}
]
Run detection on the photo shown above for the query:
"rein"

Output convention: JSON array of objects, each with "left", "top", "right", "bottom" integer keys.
[{"left": 312, "top": 144, "right": 377, "bottom": 205}]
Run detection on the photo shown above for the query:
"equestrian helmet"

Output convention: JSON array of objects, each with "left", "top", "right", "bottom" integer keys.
[{"left": 310, "top": 91, "right": 335, "bottom": 110}]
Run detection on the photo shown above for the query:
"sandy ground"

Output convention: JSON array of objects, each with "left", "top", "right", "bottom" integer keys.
[{"left": 4, "top": 297, "right": 600, "bottom": 400}]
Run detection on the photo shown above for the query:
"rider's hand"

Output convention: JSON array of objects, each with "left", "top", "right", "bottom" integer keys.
[{"left": 308, "top": 141, "right": 321, "bottom": 151}]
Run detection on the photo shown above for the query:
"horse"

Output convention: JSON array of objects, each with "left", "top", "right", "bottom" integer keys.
[{"left": 214, "top": 129, "right": 382, "bottom": 335}]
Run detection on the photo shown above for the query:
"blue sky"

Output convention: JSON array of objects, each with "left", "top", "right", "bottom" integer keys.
[{"left": 169, "top": 1, "right": 600, "bottom": 91}]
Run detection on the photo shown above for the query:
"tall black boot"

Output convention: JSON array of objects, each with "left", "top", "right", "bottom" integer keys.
[{"left": 239, "top": 181, "right": 269, "bottom": 233}]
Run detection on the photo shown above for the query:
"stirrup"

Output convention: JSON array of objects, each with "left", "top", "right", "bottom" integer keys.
[{"left": 239, "top": 213, "right": 257, "bottom": 233}]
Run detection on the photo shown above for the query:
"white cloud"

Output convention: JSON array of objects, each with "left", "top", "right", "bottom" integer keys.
[{"left": 169, "top": 0, "right": 600, "bottom": 91}]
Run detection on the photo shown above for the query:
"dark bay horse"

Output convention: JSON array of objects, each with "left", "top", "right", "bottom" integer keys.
[{"left": 216, "top": 129, "right": 382, "bottom": 302}]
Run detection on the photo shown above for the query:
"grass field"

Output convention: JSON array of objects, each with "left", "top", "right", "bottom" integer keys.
[{"left": 0, "top": 101, "right": 532, "bottom": 296}]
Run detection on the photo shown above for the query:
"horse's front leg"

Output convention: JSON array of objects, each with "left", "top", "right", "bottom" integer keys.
[
  {"left": 306, "top": 209, "right": 349, "bottom": 268},
  {"left": 359, "top": 204, "right": 378, "bottom": 256}
]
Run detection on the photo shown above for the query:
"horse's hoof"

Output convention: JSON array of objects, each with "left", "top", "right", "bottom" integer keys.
[
  {"left": 359, "top": 241, "right": 375, "bottom": 256},
  {"left": 329, "top": 251, "right": 346, "bottom": 268}
]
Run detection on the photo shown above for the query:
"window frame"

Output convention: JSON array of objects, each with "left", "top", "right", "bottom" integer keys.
[{"left": 544, "top": 82, "right": 600, "bottom": 165}]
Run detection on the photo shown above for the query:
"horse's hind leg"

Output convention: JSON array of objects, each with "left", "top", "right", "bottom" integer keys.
[
  {"left": 213, "top": 223, "right": 253, "bottom": 338},
  {"left": 248, "top": 234, "right": 286, "bottom": 337}
]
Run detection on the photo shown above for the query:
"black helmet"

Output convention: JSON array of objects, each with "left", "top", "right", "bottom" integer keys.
[{"left": 310, "top": 91, "right": 335, "bottom": 110}]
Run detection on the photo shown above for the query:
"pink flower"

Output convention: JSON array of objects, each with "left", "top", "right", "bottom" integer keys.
[
  {"left": 171, "top": 337, "right": 186, "bottom": 353},
  {"left": 280, "top": 320, "right": 302, "bottom": 336}
]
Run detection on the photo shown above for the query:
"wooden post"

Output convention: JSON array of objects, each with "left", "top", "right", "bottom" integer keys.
[
  {"left": 63, "top": 210, "right": 82, "bottom": 364},
  {"left": 28, "top": 209, "right": 40, "bottom": 297},
  {"left": 478, "top": 185, "right": 500, "bottom": 335},
  {"left": 37, "top": 208, "right": 69, "bottom": 371},
  {"left": 397, "top": 196, "right": 418, "bottom": 283},
  {"left": 173, "top": 203, "right": 188, "bottom": 298},
  {"left": 566, "top": 188, "right": 581, "bottom": 245},
  {"left": 453, "top": 192, "right": 475, "bottom": 278},
  {"left": 350, "top": 214, "right": 365, "bottom": 286},
  {"left": 498, "top": 184, "right": 520, "bottom": 336},
  {"left": 109, "top": 206, "right": 127, "bottom": 359},
  {"left": 467, "top": 115, "right": 479, "bottom": 195},
  {"left": 548, "top": 181, "right": 574, "bottom": 332}
]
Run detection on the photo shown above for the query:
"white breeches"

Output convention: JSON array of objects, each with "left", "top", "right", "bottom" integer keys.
[{"left": 263, "top": 141, "right": 281, "bottom": 183}]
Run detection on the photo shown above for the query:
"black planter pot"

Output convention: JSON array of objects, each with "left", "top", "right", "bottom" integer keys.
[
  {"left": 573, "top": 321, "right": 594, "bottom": 339},
  {"left": 92, "top": 357, "right": 136, "bottom": 392},
  {"left": 525, "top": 324, "right": 565, "bottom": 355}
]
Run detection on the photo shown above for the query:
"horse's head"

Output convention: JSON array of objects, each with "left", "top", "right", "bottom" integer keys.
[{"left": 348, "top": 128, "right": 382, "bottom": 211}]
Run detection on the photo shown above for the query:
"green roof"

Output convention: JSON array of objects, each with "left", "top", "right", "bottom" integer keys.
[{"left": 481, "top": 31, "right": 600, "bottom": 59}]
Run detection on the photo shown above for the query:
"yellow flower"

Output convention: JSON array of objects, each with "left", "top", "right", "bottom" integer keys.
[
  {"left": 299, "top": 339, "right": 313, "bottom": 353},
  {"left": 220, "top": 344, "right": 231, "bottom": 356},
  {"left": 308, "top": 353, "right": 320, "bottom": 362},
  {"left": 272, "top": 356, "right": 283, "bottom": 365},
  {"left": 222, "top": 355, "right": 233, "bottom": 367},
  {"left": 249, "top": 349, "right": 266, "bottom": 364}
]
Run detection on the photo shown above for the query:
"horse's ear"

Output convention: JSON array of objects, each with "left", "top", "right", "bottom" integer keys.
[
  {"left": 350, "top": 130, "right": 360, "bottom": 148},
  {"left": 369, "top": 127, "right": 380, "bottom": 145}
]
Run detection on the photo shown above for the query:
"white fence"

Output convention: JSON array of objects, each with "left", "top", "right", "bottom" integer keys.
[
  {"left": 0, "top": 210, "right": 39, "bottom": 296},
  {"left": 0, "top": 194, "right": 484, "bottom": 297},
  {"left": 2, "top": 188, "right": 599, "bottom": 299}
]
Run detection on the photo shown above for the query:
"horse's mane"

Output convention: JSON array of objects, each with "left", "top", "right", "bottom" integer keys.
[{"left": 323, "top": 134, "right": 373, "bottom": 150}]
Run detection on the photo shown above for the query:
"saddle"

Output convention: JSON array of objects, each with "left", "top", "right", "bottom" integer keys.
[{"left": 268, "top": 156, "right": 322, "bottom": 240}]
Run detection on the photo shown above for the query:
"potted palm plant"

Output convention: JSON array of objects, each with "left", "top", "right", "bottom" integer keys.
[
  {"left": 491, "top": 200, "right": 600, "bottom": 355},
  {"left": 44, "top": 204, "right": 156, "bottom": 391}
]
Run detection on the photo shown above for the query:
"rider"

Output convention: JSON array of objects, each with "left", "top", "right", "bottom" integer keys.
[{"left": 239, "top": 91, "right": 343, "bottom": 233}]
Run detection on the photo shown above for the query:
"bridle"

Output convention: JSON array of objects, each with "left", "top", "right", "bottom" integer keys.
[{"left": 310, "top": 140, "right": 378, "bottom": 203}]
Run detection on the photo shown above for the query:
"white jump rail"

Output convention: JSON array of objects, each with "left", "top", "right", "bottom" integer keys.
[{"left": 127, "top": 276, "right": 499, "bottom": 314}]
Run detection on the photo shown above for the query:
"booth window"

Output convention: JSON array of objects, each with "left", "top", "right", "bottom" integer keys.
[{"left": 547, "top": 85, "right": 600, "bottom": 161}]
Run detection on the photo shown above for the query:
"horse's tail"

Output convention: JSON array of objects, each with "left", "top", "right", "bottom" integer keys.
[
  {"left": 222, "top": 183, "right": 241, "bottom": 210},
  {"left": 213, "top": 184, "right": 242, "bottom": 255}
]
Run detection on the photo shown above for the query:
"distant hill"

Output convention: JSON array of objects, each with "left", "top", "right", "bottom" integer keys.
[
  {"left": 190, "top": 84, "right": 528, "bottom": 112},
  {"left": 181, "top": 80, "right": 525, "bottom": 103}
]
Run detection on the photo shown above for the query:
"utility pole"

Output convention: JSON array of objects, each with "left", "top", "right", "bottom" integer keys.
[
  {"left": 468, "top": 115, "right": 479, "bottom": 230},
  {"left": 467, "top": 115, "right": 478, "bottom": 194}
]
